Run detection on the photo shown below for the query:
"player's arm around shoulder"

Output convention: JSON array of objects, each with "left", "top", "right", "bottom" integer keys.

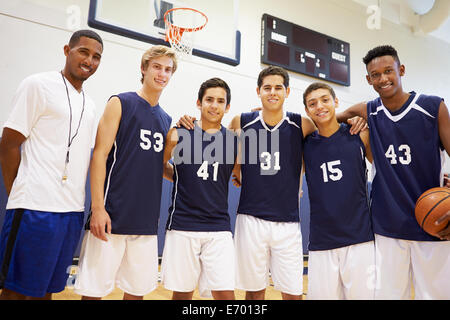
[
  {"left": 438, "top": 100, "right": 450, "bottom": 157},
  {"left": 301, "top": 116, "right": 316, "bottom": 138},
  {"left": 359, "top": 128, "right": 373, "bottom": 163},
  {"left": 228, "top": 114, "right": 242, "bottom": 134},
  {"left": 337, "top": 102, "right": 369, "bottom": 135},
  {"left": 336, "top": 102, "right": 368, "bottom": 122},
  {"left": 89, "top": 96, "right": 122, "bottom": 241},
  {"left": 163, "top": 127, "right": 179, "bottom": 182}
]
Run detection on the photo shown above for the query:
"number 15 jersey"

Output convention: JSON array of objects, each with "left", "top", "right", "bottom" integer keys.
[{"left": 304, "top": 124, "right": 373, "bottom": 251}]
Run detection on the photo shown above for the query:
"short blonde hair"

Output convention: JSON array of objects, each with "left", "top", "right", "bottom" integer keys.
[{"left": 140, "top": 45, "right": 178, "bottom": 83}]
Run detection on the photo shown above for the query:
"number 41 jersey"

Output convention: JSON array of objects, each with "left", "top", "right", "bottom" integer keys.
[
  {"left": 367, "top": 92, "right": 445, "bottom": 241},
  {"left": 167, "top": 125, "right": 238, "bottom": 232}
]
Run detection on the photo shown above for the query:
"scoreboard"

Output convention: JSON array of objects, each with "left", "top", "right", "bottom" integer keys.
[{"left": 261, "top": 14, "right": 351, "bottom": 86}]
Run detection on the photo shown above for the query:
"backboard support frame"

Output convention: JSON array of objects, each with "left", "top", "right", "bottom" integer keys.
[{"left": 87, "top": 0, "right": 241, "bottom": 66}]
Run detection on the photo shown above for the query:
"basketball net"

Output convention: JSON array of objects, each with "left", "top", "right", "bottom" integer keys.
[{"left": 164, "top": 7, "right": 208, "bottom": 58}]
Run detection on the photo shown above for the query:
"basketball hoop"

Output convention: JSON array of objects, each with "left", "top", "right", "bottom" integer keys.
[{"left": 164, "top": 7, "right": 208, "bottom": 57}]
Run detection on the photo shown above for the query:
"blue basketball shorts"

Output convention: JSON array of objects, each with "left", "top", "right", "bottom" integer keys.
[{"left": 0, "top": 208, "right": 84, "bottom": 297}]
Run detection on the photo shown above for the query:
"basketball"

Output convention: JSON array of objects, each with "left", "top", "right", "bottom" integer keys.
[{"left": 415, "top": 187, "right": 450, "bottom": 237}]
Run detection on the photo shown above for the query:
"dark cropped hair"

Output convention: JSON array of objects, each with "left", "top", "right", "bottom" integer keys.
[
  {"left": 257, "top": 66, "right": 289, "bottom": 89},
  {"left": 363, "top": 45, "right": 400, "bottom": 66},
  {"left": 198, "top": 78, "right": 231, "bottom": 105},
  {"left": 69, "top": 29, "right": 103, "bottom": 48},
  {"left": 303, "top": 82, "right": 336, "bottom": 107}
]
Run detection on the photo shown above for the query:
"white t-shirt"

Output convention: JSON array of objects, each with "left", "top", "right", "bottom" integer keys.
[{"left": 4, "top": 71, "right": 97, "bottom": 212}]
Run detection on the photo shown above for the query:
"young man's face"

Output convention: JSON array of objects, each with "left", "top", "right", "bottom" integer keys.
[
  {"left": 197, "top": 87, "right": 230, "bottom": 124},
  {"left": 64, "top": 36, "right": 103, "bottom": 82},
  {"left": 257, "top": 75, "right": 290, "bottom": 112},
  {"left": 141, "top": 55, "right": 174, "bottom": 91},
  {"left": 366, "top": 55, "right": 405, "bottom": 100},
  {"left": 305, "top": 88, "right": 338, "bottom": 125}
]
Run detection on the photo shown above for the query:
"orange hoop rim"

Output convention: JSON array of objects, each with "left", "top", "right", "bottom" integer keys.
[{"left": 163, "top": 7, "right": 208, "bottom": 34}]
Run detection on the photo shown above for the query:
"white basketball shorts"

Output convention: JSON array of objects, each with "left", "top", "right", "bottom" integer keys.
[
  {"left": 74, "top": 231, "right": 159, "bottom": 297},
  {"left": 307, "top": 241, "right": 376, "bottom": 300},
  {"left": 160, "top": 230, "right": 235, "bottom": 298},
  {"left": 234, "top": 214, "right": 303, "bottom": 295},
  {"left": 374, "top": 234, "right": 450, "bottom": 299}
]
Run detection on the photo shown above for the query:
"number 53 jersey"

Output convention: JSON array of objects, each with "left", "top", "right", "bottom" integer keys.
[
  {"left": 367, "top": 92, "right": 445, "bottom": 241},
  {"left": 88, "top": 92, "right": 172, "bottom": 235},
  {"left": 304, "top": 124, "right": 373, "bottom": 251}
]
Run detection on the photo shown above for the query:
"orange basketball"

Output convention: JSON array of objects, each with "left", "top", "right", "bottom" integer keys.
[{"left": 415, "top": 187, "right": 450, "bottom": 237}]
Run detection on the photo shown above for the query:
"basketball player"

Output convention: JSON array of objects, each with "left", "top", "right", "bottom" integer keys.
[
  {"left": 0, "top": 30, "right": 103, "bottom": 300},
  {"left": 73, "top": 45, "right": 177, "bottom": 300},
  {"left": 229, "top": 66, "right": 318, "bottom": 300},
  {"left": 160, "top": 78, "right": 239, "bottom": 300},
  {"left": 336, "top": 45, "right": 450, "bottom": 299},
  {"left": 302, "top": 82, "right": 375, "bottom": 300}
]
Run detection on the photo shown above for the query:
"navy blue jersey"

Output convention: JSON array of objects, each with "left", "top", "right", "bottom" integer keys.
[
  {"left": 367, "top": 92, "right": 445, "bottom": 241},
  {"left": 167, "top": 124, "right": 238, "bottom": 232},
  {"left": 237, "top": 111, "right": 303, "bottom": 222},
  {"left": 86, "top": 92, "right": 172, "bottom": 235},
  {"left": 304, "top": 124, "right": 373, "bottom": 251}
]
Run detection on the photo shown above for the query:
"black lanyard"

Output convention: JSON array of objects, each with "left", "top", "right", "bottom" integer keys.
[{"left": 60, "top": 71, "right": 85, "bottom": 182}]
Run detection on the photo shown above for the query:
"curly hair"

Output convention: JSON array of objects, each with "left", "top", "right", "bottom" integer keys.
[{"left": 362, "top": 45, "right": 400, "bottom": 66}]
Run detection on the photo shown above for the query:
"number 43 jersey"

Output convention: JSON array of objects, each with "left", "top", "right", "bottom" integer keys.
[
  {"left": 88, "top": 92, "right": 172, "bottom": 235},
  {"left": 304, "top": 124, "right": 373, "bottom": 251},
  {"left": 367, "top": 92, "right": 445, "bottom": 241}
]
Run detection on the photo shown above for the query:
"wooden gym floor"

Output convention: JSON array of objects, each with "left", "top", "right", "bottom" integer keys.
[{"left": 2, "top": 259, "right": 309, "bottom": 300}]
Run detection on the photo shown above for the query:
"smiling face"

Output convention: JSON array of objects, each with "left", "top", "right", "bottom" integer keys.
[
  {"left": 366, "top": 55, "right": 405, "bottom": 100},
  {"left": 305, "top": 88, "right": 338, "bottom": 125},
  {"left": 141, "top": 55, "right": 174, "bottom": 92},
  {"left": 63, "top": 36, "right": 103, "bottom": 88},
  {"left": 257, "top": 74, "right": 290, "bottom": 112},
  {"left": 197, "top": 87, "right": 230, "bottom": 125}
]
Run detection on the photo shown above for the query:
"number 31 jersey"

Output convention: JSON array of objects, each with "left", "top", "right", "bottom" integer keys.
[
  {"left": 367, "top": 92, "right": 445, "bottom": 241},
  {"left": 237, "top": 111, "right": 304, "bottom": 222}
]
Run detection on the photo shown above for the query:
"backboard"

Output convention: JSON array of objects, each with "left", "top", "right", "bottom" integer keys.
[{"left": 88, "top": 0, "right": 241, "bottom": 66}]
